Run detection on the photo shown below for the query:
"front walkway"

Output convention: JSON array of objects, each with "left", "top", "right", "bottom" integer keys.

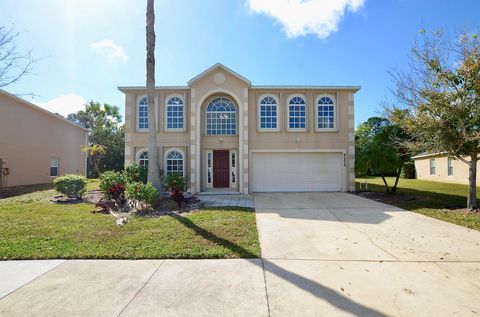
[
  {"left": 197, "top": 194, "right": 254, "bottom": 208},
  {"left": 1, "top": 193, "right": 480, "bottom": 316}
]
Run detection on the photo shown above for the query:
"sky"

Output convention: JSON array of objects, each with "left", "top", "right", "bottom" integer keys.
[{"left": 1, "top": 0, "right": 479, "bottom": 126}]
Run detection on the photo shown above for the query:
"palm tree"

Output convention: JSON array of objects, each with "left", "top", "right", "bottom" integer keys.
[
  {"left": 81, "top": 144, "right": 107, "bottom": 176},
  {"left": 145, "top": 0, "right": 162, "bottom": 191}
]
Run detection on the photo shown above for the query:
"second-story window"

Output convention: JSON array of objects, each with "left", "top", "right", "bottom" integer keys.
[
  {"left": 317, "top": 96, "right": 336, "bottom": 130},
  {"left": 166, "top": 96, "right": 184, "bottom": 130},
  {"left": 138, "top": 97, "right": 148, "bottom": 130},
  {"left": 206, "top": 97, "right": 236, "bottom": 135},
  {"left": 259, "top": 96, "right": 278, "bottom": 130},
  {"left": 288, "top": 96, "right": 306, "bottom": 130}
]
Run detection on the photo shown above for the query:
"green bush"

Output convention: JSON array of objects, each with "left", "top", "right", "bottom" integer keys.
[
  {"left": 125, "top": 163, "right": 147, "bottom": 184},
  {"left": 402, "top": 162, "right": 416, "bottom": 179},
  {"left": 53, "top": 174, "right": 87, "bottom": 199},
  {"left": 99, "top": 171, "right": 125, "bottom": 200},
  {"left": 164, "top": 173, "right": 186, "bottom": 191},
  {"left": 126, "top": 182, "right": 159, "bottom": 206}
]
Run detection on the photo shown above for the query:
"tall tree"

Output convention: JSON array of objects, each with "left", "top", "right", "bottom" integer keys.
[
  {"left": 356, "top": 116, "right": 409, "bottom": 194},
  {"left": 145, "top": 0, "right": 162, "bottom": 191},
  {"left": 0, "top": 26, "right": 35, "bottom": 88},
  {"left": 67, "top": 101, "right": 124, "bottom": 177},
  {"left": 389, "top": 28, "right": 480, "bottom": 210}
]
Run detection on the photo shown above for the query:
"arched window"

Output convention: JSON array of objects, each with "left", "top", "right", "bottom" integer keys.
[
  {"left": 166, "top": 150, "right": 184, "bottom": 176},
  {"left": 138, "top": 97, "right": 148, "bottom": 129},
  {"left": 206, "top": 97, "right": 236, "bottom": 135},
  {"left": 317, "top": 96, "right": 335, "bottom": 129},
  {"left": 288, "top": 96, "right": 306, "bottom": 130},
  {"left": 259, "top": 96, "right": 278, "bottom": 130},
  {"left": 166, "top": 96, "right": 184, "bottom": 130},
  {"left": 138, "top": 151, "right": 149, "bottom": 167}
]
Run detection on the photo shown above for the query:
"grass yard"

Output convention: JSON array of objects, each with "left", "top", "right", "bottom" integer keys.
[
  {"left": 0, "top": 180, "right": 260, "bottom": 259},
  {"left": 356, "top": 176, "right": 480, "bottom": 230}
]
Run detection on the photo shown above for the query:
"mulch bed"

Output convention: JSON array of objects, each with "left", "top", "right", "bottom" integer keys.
[
  {"left": 354, "top": 191, "right": 420, "bottom": 203},
  {"left": 50, "top": 195, "right": 83, "bottom": 204}
]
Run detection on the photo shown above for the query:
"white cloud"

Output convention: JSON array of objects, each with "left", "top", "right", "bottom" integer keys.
[
  {"left": 246, "top": 0, "right": 365, "bottom": 39},
  {"left": 36, "top": 94, "right": 87, "bottom": 116},
  {"left": 90, "top": 39, "right": 128, "bottom": 63}
]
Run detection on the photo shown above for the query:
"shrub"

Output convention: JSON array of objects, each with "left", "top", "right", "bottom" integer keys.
[
  {"left": 125, "top": 163, "right": 147, "bottom": 184},
  {"left": 170, "top": 188, "right": 185, "bottom": 208},
  {"left": 99, "top": 171, "right": 126, "bottom": 200},
  {"left": 53, "top": 174, "right": 87, "bottom": 199},
  {"left": 126, "top": 182, "right": 159, "bottom": 207},
  {"left": 164, "top": 173, "right": 186, "bottom": 191},
  {"left": 402, "top": 162, "right": 416, "bottom": 179}
]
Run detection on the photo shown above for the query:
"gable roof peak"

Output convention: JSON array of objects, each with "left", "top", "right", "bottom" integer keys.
[{"left": 187, "top": 63, "right": 251, "bottom": 86}]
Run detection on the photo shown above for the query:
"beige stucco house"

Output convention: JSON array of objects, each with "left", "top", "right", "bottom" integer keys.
[
  {"left": 119, "top": 64, "right": 359, "bottom": 194},
  {"left": 413, "top": 153, "right": 480, "bottom": 185},
  {"left": 0, "top": 90, "right": 87, "bottom": 187}
]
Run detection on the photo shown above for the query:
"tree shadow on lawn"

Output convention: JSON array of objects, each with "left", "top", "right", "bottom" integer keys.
[
  {"left": 170, "top": 213, "right": 388, "bottom": 317},
  {"left": 0, "top": 183, "right": 55, "bottom": 199},
  {"left": 355, "top": 181, "right": 468, "bottom": 211}
]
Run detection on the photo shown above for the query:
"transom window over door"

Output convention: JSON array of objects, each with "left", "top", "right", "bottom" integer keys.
[
  {"left": 259, "top": 96, "right": 278, "bottom": 130},
  {"left": 166, "top": 96, "right": 184, "bottom": 130},
  {"left": 317, "top": 96, "right": 335, "bottom": 129},
  {"left": 288, "top": 96, "right": 306, "bottom": 130},
  {"left": 166, "top": 150, "right": 184, "bottom": 176},
  {"left": 206, "top": 97, "right": 236, "bottom": 135},
  {"left": 138, "top": 97, "right": 148, "bottom": 129}
]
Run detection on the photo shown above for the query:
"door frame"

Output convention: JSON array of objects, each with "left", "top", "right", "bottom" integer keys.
[
  {"left": 204, "top": 149, "right": 239, "bottom": 191},
  {"left": 213, "top": 150, "right": 230, "bottom": 188}
]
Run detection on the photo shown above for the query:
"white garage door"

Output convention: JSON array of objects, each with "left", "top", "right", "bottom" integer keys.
[{"left": 251, "top": 152, "right": 343, "bottom": 192}]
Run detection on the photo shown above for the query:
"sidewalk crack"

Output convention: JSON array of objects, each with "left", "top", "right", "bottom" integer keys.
[{"left": 116, "top": 260, "right": 165, "bottom": 317}]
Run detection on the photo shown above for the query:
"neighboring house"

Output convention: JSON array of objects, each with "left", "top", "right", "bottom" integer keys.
[
  {"left": 0, "top": 90, "right": 88, "bottom": 188},
  {"left": 413, "top": 153, "right": 480, "bottom": 185},
  {"left": 119, "top": 63, "right": 359, "bottom": 194}
]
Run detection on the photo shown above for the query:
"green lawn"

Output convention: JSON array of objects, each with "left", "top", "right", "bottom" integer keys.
[
  {"left": 356, "top": 176, "right": 480, "bottom": 230},
  {"left": 0, "top": 181, "right": 260, "bottom": 259}
]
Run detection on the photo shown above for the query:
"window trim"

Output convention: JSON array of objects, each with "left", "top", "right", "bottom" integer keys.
[
  {"left": 164, "top": 94, "right": 185, "bottom": 132},
  {"left": 447, "top": 157, "right": 454, "bottom": 176},
  {"left": 205, "top": 96, "right": 237, "bottom": 135},
  {"left": 164, "top": 148, "right": 185, "bottom": 177},
  {"left": 50, "top": 158, "right": 59, "bottom": 177},
  {"left": 286, "top": 94, "right": 307, "bottom": 132},
  {"left": 136, "top": 150, "right": 149, "bottom": 167},
  {"left": 430, "top": 158, "right": 436, "bottom": 176},
  {"left": 315, "top": 94, "right": 338, "bottom": 132},
  {"left": 136, "top": 95, "right": 149, "bottom": 131},
  {"left": 257, "top": 94, "right": 280, "bottom": 132}
]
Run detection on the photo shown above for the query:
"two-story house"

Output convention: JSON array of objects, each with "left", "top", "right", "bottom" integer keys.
[{"left": 119, "top": 64, "right": 359, "bottom": 194}]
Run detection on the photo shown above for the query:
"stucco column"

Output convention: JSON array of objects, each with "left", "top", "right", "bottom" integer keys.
[{"left": 347, "top": 92, "right": 355, "bottom": 192}]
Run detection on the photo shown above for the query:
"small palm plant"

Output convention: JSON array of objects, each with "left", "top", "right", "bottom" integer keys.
[{"left": 81, "top": 144, "right": 107, "bottom": 176}]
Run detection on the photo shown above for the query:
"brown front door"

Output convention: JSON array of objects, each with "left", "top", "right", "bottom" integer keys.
[{"left": 213, "top": 150, "right": 229, "bottom": 188}]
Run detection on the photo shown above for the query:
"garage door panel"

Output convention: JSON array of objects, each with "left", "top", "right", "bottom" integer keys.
[{"left": 252, "top": 152, "right": 342, "bottom": 192}]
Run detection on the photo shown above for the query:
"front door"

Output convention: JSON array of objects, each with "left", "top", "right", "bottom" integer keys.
[{"left": 213, "top": 150, "right": 229, "bottom": 188}]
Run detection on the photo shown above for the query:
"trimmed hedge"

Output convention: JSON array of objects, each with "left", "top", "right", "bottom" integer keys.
[{"left": 53, "top": 174, "right": 87, "bottom": 199}]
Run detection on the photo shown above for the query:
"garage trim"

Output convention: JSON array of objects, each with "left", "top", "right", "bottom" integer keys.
[{"left": 249, "top": 149, "right": 347, "bottom": 193}]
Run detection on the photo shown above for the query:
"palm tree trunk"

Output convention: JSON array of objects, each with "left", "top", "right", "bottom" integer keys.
[
  {"left": 467, "top": 154, "right": 478, "bottom": 211},
  {"left": 146, "top": 0, "right": 162, "bottom": 192}
]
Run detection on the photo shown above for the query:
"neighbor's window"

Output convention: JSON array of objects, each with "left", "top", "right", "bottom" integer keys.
[
  {"left": 138, "top": 151, "right": 149, "bottom": 167},
  {"left": 166, "top": 96, "right": 184, "bottom": 130},
  {"left": 138, "top": 97, "right": 148, "bottom": 129},
  {"left": 206, "top": 97, "right": 236, "bottom": 135},
  {"left": 259, "top": 96, "right": 278, "bottom": 130},
  {"left": 430, "top": 158, "right": 436, "bottom": 175},
  {"left": 448, "top": 157, "right": 454, "bottom": 176},
  {"left": 288, "top": 96, "right": 306, "bottom": 130},
  {"left": 317, "top": 96, "right": 335, "bottom": 129},
  {"left": 166, "top": 150, "right": 184, "bottom": 176},
  {"left": 50, "top": 158, "right": 58, "bottom": 177}
]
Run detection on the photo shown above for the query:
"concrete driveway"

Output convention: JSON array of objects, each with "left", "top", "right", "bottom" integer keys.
[
  {"left": 255, "top": 192, "right": 480, "bottom": 316},
  {"left": 1, "top": 192, "right": 480, "bottom": 316}
]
